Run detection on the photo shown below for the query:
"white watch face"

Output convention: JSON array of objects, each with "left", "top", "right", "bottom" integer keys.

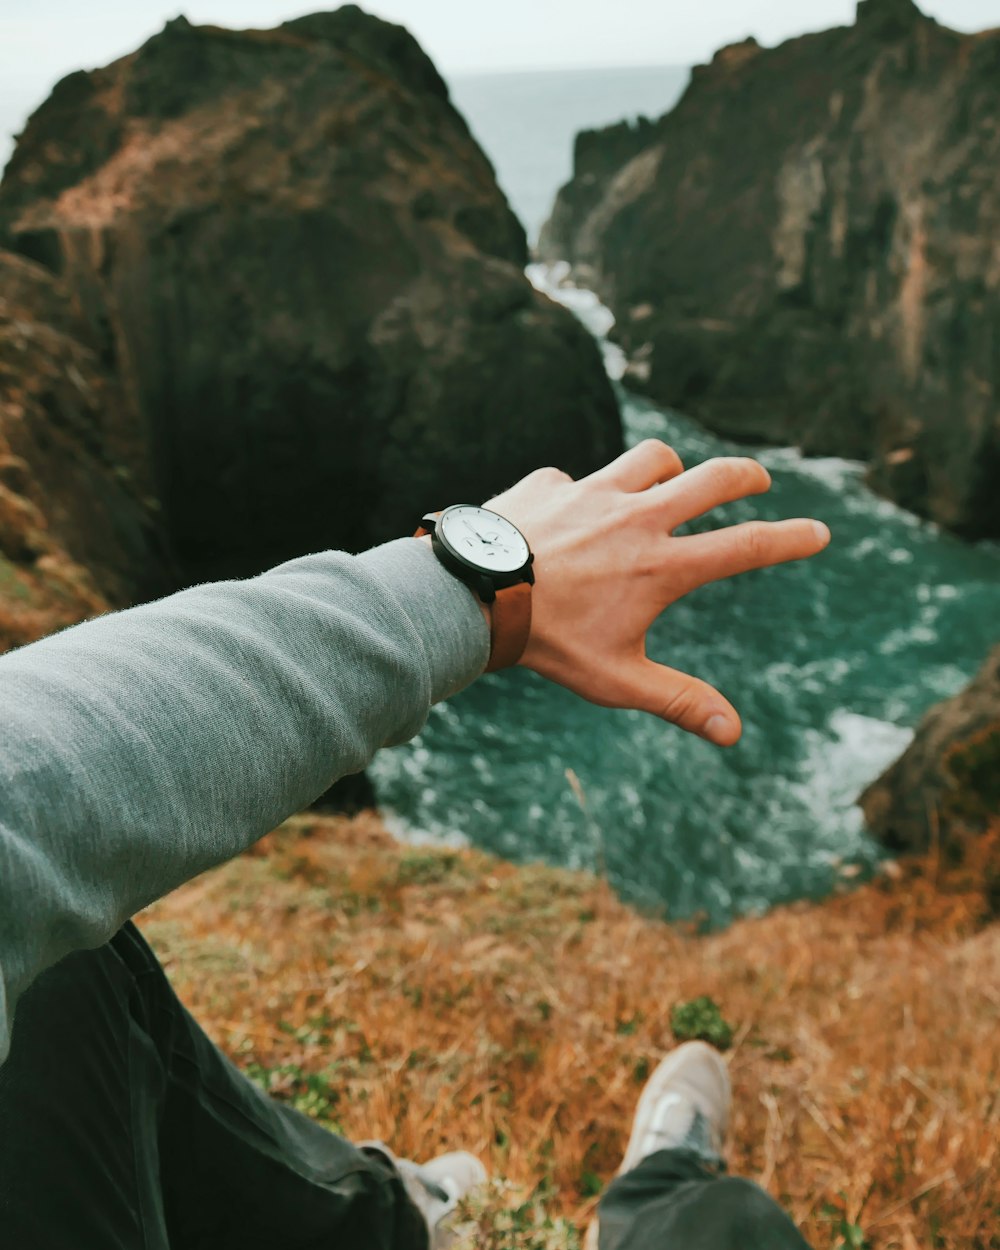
[{"left": 439, "top": 506, "right": 529, "bottom": 574}]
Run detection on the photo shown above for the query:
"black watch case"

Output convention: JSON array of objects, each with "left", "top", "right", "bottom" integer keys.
[{"left": 422, "top": 505, "right": 535, "bottom": 605}]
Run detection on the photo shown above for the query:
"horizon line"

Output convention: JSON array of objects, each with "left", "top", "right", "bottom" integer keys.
[{"left": 443, "top": 60, "right": 692, "bottom": 79}]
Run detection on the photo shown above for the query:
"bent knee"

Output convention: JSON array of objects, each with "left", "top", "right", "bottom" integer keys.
[{"left": 712, "top": 1177, "right": 802, "bottom": 1240}]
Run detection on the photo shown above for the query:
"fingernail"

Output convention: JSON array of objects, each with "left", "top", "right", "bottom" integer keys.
[
  {"left": 813, "top": 521, "right": 831, "bottom": 547},
  {"left": 704, "top": 714, "right": 733, "bottom": 745}
]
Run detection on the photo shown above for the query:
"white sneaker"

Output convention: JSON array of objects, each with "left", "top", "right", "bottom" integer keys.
[
  {"left": 363, "top": 1144, "right": 487, "bottom": 1249},
  {"left": 584, "top": 1042, "right": 731, "bottom": 1250},
  {"left": 617, "top": 1040, "right": 730, "bottom": 1175}
]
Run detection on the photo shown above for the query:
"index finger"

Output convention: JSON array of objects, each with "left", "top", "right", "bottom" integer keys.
[
  {"left": 584, "top": 439, "right": 684, "bottom": 493},
  {"left": 648, "top": 456, "right": 772, "bottom": 530}
]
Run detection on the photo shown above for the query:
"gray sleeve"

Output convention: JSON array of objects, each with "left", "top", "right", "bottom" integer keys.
[{"left": 0, "top": 537, "right": 489, "bottom": 1064}]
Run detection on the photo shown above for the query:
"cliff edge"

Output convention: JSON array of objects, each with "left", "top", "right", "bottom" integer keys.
[
  {"left": 540, "top": 0, "right": 1000, "bottom": 539},
  {"left": 861, "top": 645, "right": 1000, "bottom": 861},
  {"left": 0, "top": 250, "right": 168, "bottom": 649},
  {"left": 0, "top": 7, "right": 622, "bottom": 582}
]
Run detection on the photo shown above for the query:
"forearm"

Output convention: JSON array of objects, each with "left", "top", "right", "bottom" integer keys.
[{"left": 0, "top": 538, "right": 488, "bottom": 1062}]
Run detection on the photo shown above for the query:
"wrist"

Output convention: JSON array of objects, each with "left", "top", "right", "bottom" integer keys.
[
  {"left": 358, "top": 538, "right": 490, "bottom": 704},
  {"left": 417, "top": 534, "right": 493, "bottom": 633}
]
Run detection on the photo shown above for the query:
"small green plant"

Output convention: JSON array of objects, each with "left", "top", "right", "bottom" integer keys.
[
  {"left": 836, "top": 1223, "right": 868, "bottom": 1250},
  {"left": 820, "top": 1197, "right": 870, "bottom": 1249},
  {"left": 243, "top": 1061, "right": 342, "bottom": 1128},
  {"left": 616, "top": 1012, "right": 642, "bottom": 1036},
  {"left": 394, "top": 851, "right": 460, "bottom": 886},
  {"left": 453, "top": 1179, "right": 581, "bottom": 1250},
  {"left": 669, "top": 996, "right": 734, "bottom": 1050},
  {"left": 579, "top": 1169, "right": 603, "bottom": 1198}
]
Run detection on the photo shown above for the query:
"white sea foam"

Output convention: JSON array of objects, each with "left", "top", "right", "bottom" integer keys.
[
  {"left": 379, "top": 808, "right": 471, "bottom": 850},
  {"left": 527, "top": 262, "right": 627, "bottom": 377},
  {"left": 878, "top": 621, "right": 938, "bottom": 657},
  {"left": 793, "top": 709, "right": 914, "bottom": 837},
  {"left": 756, "top": 445, "right": 865, "bottom": 492}
]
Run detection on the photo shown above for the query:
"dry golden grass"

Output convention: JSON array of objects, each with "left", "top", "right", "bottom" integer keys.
[
  {"left": 0, "top": 547, "right": 107, "bottom": 654},
  {"left": 141, "top": 815, "right": 1000, "bottom": 1249}
]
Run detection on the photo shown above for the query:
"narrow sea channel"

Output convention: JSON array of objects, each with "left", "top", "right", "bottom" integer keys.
[{"left": 371, "top": 270, "right": 1000, "bottom": 925}]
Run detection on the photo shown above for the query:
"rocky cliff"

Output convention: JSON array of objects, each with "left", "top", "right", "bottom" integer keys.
[
  {"left": 861, "top": 645, "right": 1000, "bottom": 857},
  {"left": 0, "top": 7, "right": 621, "bottom": 582},
  {"left": 0, "top": 250, "right": 167, "bottom": 648},
  {"left": 540, "top": 0, "right": 1000, "bottom": 539}
]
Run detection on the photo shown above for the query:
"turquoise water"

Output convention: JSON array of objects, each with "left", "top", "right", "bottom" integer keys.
[
  {"left": 372, "top": 267, "right": 1000, "bottom": 925},
  {"left": 373, "top": 70, "right": 1000, "bottom": 924}
]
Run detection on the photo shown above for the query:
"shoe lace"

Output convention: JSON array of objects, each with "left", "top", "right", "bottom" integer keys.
[
  {"left": 679, "top": 1109, "right": 718, "bottom": 1160},
  {"left": 646, "top": 1099, "right": 720, "bottom": 1164},
  {"left": 413, "top": 1170, "right": 451, "bottom": 1204}
]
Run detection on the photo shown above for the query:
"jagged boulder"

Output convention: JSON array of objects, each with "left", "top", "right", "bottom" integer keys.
[
  {"left": 0, "top": 250, "right": 167, "bottom": 649},
  {"left": 0, "top": 7, "right": 621, "bottom": 581},
  {"left": 540, "top": 0, "right": 1000, "bottom": 539},
  {"left": 860, "top": 646, "right": 1000, "bottom": 854}
]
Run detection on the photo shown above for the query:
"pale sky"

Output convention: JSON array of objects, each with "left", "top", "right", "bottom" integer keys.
[{"left": 1, "top": 0, "right": 997, "bottom": 169}]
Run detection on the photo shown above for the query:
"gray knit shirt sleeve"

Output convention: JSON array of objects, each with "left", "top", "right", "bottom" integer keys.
[{"left": 0, "top": 537, "right": 489, "bottom": 1066}]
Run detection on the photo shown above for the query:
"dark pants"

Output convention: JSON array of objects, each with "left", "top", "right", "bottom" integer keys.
[
  {"left": 0, "top": 924, "right": 810, "bottom": 1249},
  {"left": 598, "top": 1152, "right": 812, "bottom": 1250},
  {"left": 0, "top": 924, "right": 427, "bottom": 1250}
]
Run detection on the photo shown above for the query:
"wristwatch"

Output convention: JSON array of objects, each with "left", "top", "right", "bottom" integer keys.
[{"left": 415, "top": 505, "right": 534, "bottom": 672}]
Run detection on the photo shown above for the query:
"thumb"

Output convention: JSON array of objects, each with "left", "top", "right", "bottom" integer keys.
[{"left": 619, "top": 658, "right": 742, "bottom": 746}]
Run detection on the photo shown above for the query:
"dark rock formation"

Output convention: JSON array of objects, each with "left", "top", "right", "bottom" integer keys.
[
  {"left": 540, "top": 0, "right": 1000, "bottom": 539},
  {"left": 0, "top": 7, "right": 621, "bottom": 582},
  {"left": 0, "top": 248, "right": 167, "bottom": 638},
  {"left": 312, "top": 770, "right": 378, "bottom": 817},
  {"left": 860, "top": 646, "right": 1000, "bottom": 854}
]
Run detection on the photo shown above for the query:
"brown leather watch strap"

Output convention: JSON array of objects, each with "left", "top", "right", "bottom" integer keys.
[
  {"left": 414, "top": 514, "right": 532, "bottom": 672},
  {"left": 484, "top": 580, "right": 532, "bottom": 672}
]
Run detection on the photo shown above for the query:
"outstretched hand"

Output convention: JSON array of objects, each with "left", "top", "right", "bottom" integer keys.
[{"left": 485, "top": 440, "right": 830, "bottom": 746}]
